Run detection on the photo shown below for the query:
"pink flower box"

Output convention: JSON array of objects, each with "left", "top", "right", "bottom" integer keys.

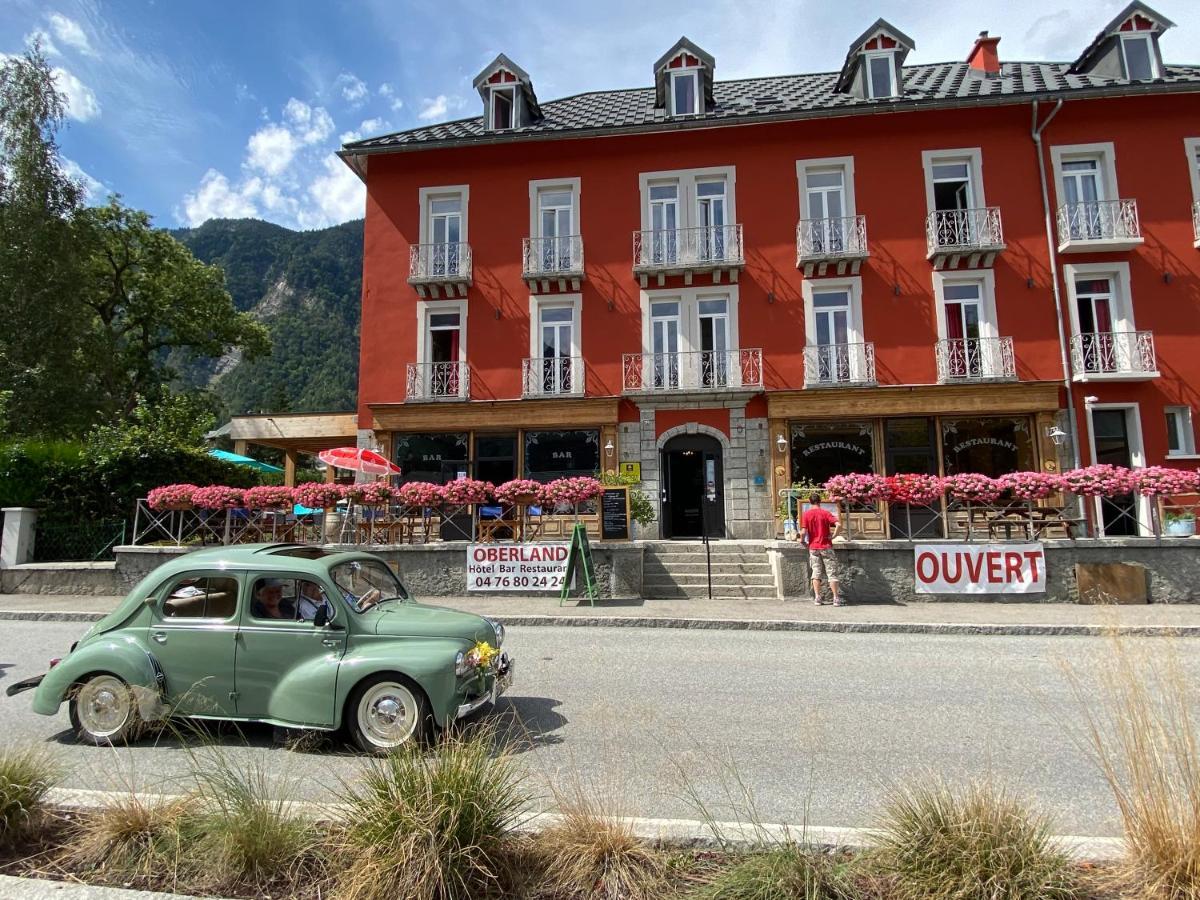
[
  {"left": 823, "top": 473, "right": 888, "bottom": 504},
  {"left": 442, "top": 478, "right": 494, "bottom": 506},
  {"left": 243, "top": 485, "right": 295, "bottom": 510},
  {"left": 1061, "top": 464, "right": 1137, "bottom": 497},
  {"left": 397, "top": 482, "right": 446, "bottom": 507},
  {"left": 191, "top": 485, "right": 246, "bottom": 510},
  {"left": 147, "top": 484, "right": 200, "bottom": 510},
  {"left": 538, "top": 476, "right": 602, "bottom": 508},
  {"left": 1132, "top": 466, "right": 1200, "bottom": 497},
  {"left": 883, "top": 474, "right": 945, "bottom": 506},
  {"left": 998, "top": 471, "right": 1065, "bottom": 501},
  {"left": 293, "top": 483, "right": 345, "bottom": 510},
  {"left": 945, "top": 473, "right": 1003, "bottom": 503},
  {"left": 494, "top": 479, "right": 544, "bottom": 505}
]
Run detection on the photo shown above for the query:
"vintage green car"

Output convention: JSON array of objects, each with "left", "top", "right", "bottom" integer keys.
[{"left": 9, "top": 544, "right": 513, "bottom": 752}]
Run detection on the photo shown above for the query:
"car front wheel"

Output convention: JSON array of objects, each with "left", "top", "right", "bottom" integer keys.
[
  {"left": 347, "top": 674, "right": 432, "bottom": 754},
  {"left": 69, "top": 674, "right": 141, "bottom": 745}
]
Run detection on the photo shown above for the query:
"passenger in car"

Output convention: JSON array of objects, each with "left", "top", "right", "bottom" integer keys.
[
  {"left": 296, "top": 580, "right": 330, "bottom": 621},
  {"left": 251, "top": 581, "right": 294, "bottom": 619}
]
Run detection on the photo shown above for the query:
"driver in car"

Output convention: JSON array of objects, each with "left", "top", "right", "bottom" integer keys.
[{"left": 296, "top": 580, "right": 330, "bottom": 621}]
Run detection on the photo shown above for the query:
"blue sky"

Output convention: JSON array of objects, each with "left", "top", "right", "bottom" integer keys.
[{"left": 2, "top": 0, "right": 1196, "bottom": 232}]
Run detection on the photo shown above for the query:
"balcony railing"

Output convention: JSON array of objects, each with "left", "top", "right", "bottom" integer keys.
[
  {"left": 522, "top": 235, "right": 585, "bottom": 289},
  {"left": 521, "top": 356, "right": 584, "bottom": 397},
  {"left": 803, "top": 342, "right": 876, "bottom": 387},
  {"left": 925, "top": 208, "right": 1005, "bottom": 268},
  {"left": 1192, "top": 200, "right": 1200, "bottom": 248},
  {"left": 935, "top": 337, "right": 1016, "bottom": 382},
  {"left": 1056, "top": 200, "right": 1142, "bottom": 252},
  {"left": 622, "top": 348, "right": 762, "bottom": 393},
  {"left": 405, "top": 361, "right": 470, "bottom": 401},
  {"left": 632, "top": 225, "right": 744, "bottom": 285},
  {"left": 796, "top": 215, "right": 868, "bottom": 276},
  {"left": 1069, "top": 331, "right": 1158, "bottom": 380},
  {"left": 408, "top": 242, "right": 473, "bottom": 297}
]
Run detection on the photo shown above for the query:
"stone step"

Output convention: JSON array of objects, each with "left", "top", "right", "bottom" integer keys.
[
  {"left": 645, "top": 550, "right": 769, "bottom": 563},
  {"left": 643, "top": 562, "right": 773, "bottom": 577},
  {"left": 643, "top": 585, "right": 779, "bottom": 600},
  {"left": 643, "top": 573, "right": 776, "bottom": 586}
]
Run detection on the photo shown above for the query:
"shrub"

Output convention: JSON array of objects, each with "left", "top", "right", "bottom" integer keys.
[
  {"left": 0, "top": 745, "right": 59, "bottom": 847},
  {"left": 870, "top": 778, "right": 1079, "bottom": 900},
  {"left": 336, "top": 727, "right": 529, "bottom": 900},
  {"left": 694, "top": 845, "right": 853, "bottom": 900}
]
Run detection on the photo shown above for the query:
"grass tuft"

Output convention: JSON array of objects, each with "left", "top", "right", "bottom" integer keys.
[
  {"left": 870, "top": 778, "right": 1079, "bottom": 900},
  {"left": 68, "top": 794, "right": 196, "bottom": 883},
  {"left": 335, "top": 725, "right": 530, "bottom": 900},
  {"left": 690, "top": 845, "right": 855, "bottom": 900},
  {"left": 0, "top": 745, "right": 59, "bottom": 847}
]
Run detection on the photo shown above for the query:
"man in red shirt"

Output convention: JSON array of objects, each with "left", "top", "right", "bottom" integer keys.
[{"left": 801, "top": 492, "right": 843, "bottom": 606}]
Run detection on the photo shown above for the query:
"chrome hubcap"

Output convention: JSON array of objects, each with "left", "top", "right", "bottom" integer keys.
[
  {"left": 77, "top": 676, "right": 130, "bottom": 738},
  {"left": 358, "top": 682, "right": 418, "bottom": 748}
]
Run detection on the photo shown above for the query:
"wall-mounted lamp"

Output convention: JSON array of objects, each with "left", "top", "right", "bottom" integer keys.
[
  {"left": 607, "top": 299, "right": 614, "bottom": 311},
  {"left": 1083, "top": 395, "right": 1099, "bottom": 406},
  {"left": 604, "top": 439, "right": 614, "bottom": 457},
  {"left": 1163, "top": 271, "right": 1173, "bottom": 284},
  {"left": 775, "top": 434, "right": 787, "bottom": 452},
  {"left": 493, "top": 308, "right": 501, "bottom": 319},
  {"left": 892, "top": 283, "right": 901, "bottom": 296},
  {"left": 1045, "top": 425, "right": 1068, "bottom": 446},
  {"left": 1026, "top": 277, "right": 1035, "bottom": 289},
  {"left": 767, "top": 291, "right": 775, "bottom": 304}
]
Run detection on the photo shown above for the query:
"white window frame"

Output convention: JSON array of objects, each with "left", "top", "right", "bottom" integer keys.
[
  {"left": 487, "top": 85, "right": 517, "bottom": 130},
  {"left": 638, "top": 166, "right": 736, "bottom": 231},
  {"left": 417, "top": 185, "right": 469, "bottom": 245},
  {"left": 528, "top": 177, "right": 581, "bottom": 239},
  {"left": 1165, "top": 406, "right": 1198, "bottom": 458},
  {"left": 1184, "top": 137, "right": 1200, "bottom": 204},
  {"left": 1119, "top": 33, "right": 1158, "bottom": 80},
  {"left": 864, "top": 51, "right": 897, "bottom": 99},
  {"left": 415, "top": 298, "right": 468, "bottom": 367},
  {"left": 921, "top": 148, "right": 986, "bottom": 213},
  {"left": 932, "top": 270, "right": 999, "bottom": 341},
  {"left": 1049, "top": 143, "right": 1120, "bottom": 210},
  {"left": 801, "top": 276, "right": 864, "bottom": 348},
  {"left": 1084, "top": 402, "right": 1152, "bottom": 536},
  {"left": 795, "top": 156, "right": 857, "bottom": 220},
  {"left": 528, "top": 293, "right": 582, "bottom": 360},
  {"left": 638, "top": 286, "right": 740, "bottom": 355},
  {"left": 1062, "top": 261, "right": 1136, "bottom": 337},
  {"left": 669, "top": 66, "right": 701, "bottom": 116}
]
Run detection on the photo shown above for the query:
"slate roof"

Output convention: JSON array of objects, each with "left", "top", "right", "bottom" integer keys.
[{"left": 341, "top": 60, "right": 1200, "bottom": 155}]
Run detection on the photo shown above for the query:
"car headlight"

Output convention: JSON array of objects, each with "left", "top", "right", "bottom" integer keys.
[
  {"left": 455, "top": 651, "right": 469, "bottom": 676},
  {"left": 485, "top": 617, "right": 505, "bottom": 648}
]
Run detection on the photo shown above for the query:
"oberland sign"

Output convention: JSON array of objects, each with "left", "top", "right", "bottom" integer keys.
[
  {"left": 914, "top": 543, "right": 1046, "bottom": 594},
  {"left": 467, "top": 543, "right": 570, "bottom": 592}
]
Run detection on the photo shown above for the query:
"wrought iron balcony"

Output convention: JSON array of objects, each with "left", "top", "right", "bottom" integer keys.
[
  {"left": 405, "top": 361, "right": 470, "bottom": 401},
  {"left": 1056, "top": 200, "right": 1143, "bottom": 252},
  {"left": 935, "top": 337, "right": 1016, "bottom": 383},
  {"left": 1193, "top": 200, "right": 1200, "bottom": 248},
  {"left": 925, "top": 208, "right": 1005, "bottom": 269},
  {"left": 522, "top": 235, "right": 585, "bottom": 291},
  {"left": 802, "top": 342, "right": 876, "bottom": 387},
  {"left": 632, "top": 225, "right": 744, "bottom": 286},
  {"left": 408, "top": 242, "right": 473, "bottom": 297},
  {"left": 622, "top": 348, "right": 762, "bottom": 393},
  {"left": 796, "top": 215, "right": 868, "bottom": 276},
  {"left": 1069, "top": 331, "right": 1158, "bottom": 381},
  {"left": 521, "top": 356, "right": 584, "bottom": 397}
]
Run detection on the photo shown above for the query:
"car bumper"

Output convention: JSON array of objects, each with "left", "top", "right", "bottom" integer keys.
[
  {"left": 455, "top": 651, "right": 514, "bottom": 720},
  {"left": 5, "top": 674, "right": 44, "bottom": 698}
]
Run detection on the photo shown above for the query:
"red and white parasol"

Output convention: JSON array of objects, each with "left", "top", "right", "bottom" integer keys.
[{"left": 317, "top": 447, "right": 401, "bottom": 477}]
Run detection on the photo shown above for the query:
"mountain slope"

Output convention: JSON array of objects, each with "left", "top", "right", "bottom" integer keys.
[{"left": 171, "top": 218, "right": 363, "bottom": 416}]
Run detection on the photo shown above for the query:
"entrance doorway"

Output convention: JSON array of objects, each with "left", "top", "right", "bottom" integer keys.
[
  {"left": 660, "top": 434, "right": 724, "bottom": 538},
  {"left": 1090, "top": 407, "right": 1139, "bottom": 535}
]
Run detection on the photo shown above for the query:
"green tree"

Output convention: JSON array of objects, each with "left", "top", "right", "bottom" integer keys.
[
  {"left": 74, "top": 199, "right": 271, "bottom": 421},
  {"left": 0, "top": 44, "right": 89, "bottom": 435}
]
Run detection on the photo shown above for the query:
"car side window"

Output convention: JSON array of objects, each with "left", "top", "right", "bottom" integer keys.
[
  {"left": 249, "top": 577, "right": 301, "bottom": 623},
  {"left": 162, "top": 575, "right": 239, "bottom": 620}
]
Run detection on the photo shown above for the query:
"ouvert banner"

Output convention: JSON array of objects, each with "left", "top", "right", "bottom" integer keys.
[
  {"left": 467, "top": 543, "right": 571, "bottom": 592},
  {"left": 914, "top": 543, "right": 1047, "bottom": 594}
]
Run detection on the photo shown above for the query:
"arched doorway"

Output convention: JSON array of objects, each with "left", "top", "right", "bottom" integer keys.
[{"left": 660, "top": 434, "right": 724, "bottom": 538}]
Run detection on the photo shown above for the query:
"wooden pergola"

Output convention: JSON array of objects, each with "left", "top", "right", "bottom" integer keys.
[{"left": 214, "top": 412, "right": 360, "bottom": 486}]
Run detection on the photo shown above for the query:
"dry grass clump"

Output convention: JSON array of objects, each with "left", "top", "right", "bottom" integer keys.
[
  {"left": 67, "top": 793, "right": 196, "bottom": 884},
  {"left": 689, "top": 844, "right": 857, "bottom": 900},
  {"left": 1067, "top": 636, "right": 1200, "bottom": 899},
  {"left": 0, "top": 746, "right": 59, "bottom": 848},
  {"left": 335, "top": 725, "right": 530, "bottom": 900},
  {"left": 869, "top": 778, "right": 1079, "bottom": 900},
  {"left": 536, "top": 779, "right": 667, "bottom": 899}
]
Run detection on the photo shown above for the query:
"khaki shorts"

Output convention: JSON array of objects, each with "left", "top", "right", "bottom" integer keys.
[{"left": 808, "top": 548, "right": 839, "bottom": 583}]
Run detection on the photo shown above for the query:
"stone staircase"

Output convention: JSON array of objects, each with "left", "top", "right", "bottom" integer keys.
[{"left": 642, "top": 540, "right": 777, "bottom": 600}]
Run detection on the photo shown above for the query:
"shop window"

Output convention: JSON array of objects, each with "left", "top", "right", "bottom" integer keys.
[
  {"left": 941, "top": 417, "right": 1035, "bottom": 477},
  {"left": 524, "top": 429, "right": 600, "bottom": 482},
  {"left": 475, "top": 434, "right": 517, "bottom": 484},
  {"left": 393, "top": 433, "right": 469, "bottom": 484},
  {"left": 790, "top": 421, "right": 874, "bottom": 486}
]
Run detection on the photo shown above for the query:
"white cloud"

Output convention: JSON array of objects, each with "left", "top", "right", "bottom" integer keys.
[
  {"left": 417, "top": 94, "right": 450, "bottom": 120},
  {"left": 283, "top": 98, "right": 334, "bottom": 144},
  {"left": 246, "top": 123, "right": 297, "bottom": 177},
  {"left": 47, "top": 13, "right": 95, "bottom": 56},
  {"left": 51, "top": 66, "right": 100, "bottom": 121},
  {"left": 61, "top": 156, "right": 104, "bottom": 201},
  {"left": 337, "top": 72, "right": 368, "bottom": 104},
  {"left": 339, "top": 117, "right": 390, "bottom": 144},
  {"left": 379, "top": 82, "right": 404, "bottom": 111},
  {"left": 299, "top": 154, "right": 365, "bottom": 229},
  {"left": 179, "top": 169, "right": 259, "bottom": 225}
]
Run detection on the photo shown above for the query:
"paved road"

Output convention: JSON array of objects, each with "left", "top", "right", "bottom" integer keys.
[{"left": 0, "top": 621, "right": 1183, "bottom": 836}]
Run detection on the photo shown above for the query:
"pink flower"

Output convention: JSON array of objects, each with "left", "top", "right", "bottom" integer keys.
[
  {"left": 293, "top": 483, "right": 345, "bottom": 509},
  {"left": 1132, "top": 466, "right": 1200, "bottom": 497},
  {"left": 494, "top": 479, "right": 544, "bottom": 505},
  {"left": 442, "top": 478, "right": 494, "bottom": 505},
  {"left": 945, "top": 473, "right": 1003, "bottom": 503},
  {"left": 823, "top": 473, "right": 888, "bottom": 504},
  {"left": 999, "top": 471, "right": 1065, "bottom": 500},
  {"left": 147, "top": 484, "right": 199, "bottom": 509},
  {"left": 1062, "top": 465, "right": 1137, "bottom": 497},
  {"left": 538, "top": 476, "right": 603, "bottom": 508},
  {"left": 191, "top": 485, "right": 246, "bottom": 510},
  {"left": 244, "top": 485, "right": 295, "bottom": 509},
  {"left": 883, "top": 474, "right": 945, "bottom": 505},
  {"left": 397, "top": 481, "right": 445, "bottom": 507}
]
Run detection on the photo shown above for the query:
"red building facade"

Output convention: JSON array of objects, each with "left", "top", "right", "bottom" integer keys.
[{"left": 341, "top": 3, "right": 1200, "bottom": 539}]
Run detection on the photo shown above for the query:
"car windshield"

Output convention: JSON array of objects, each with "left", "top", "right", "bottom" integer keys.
[{"left": 330, "top": 559, "right": 410, "bottom": 610}]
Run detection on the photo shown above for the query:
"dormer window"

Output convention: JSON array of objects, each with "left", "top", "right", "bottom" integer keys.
[
  {"left": 1119, "top": 33, "right": 1156, "bottom": 80},
  {"left": 864, "top": 52, "right": 896, "bottom": 99},
  {"left": 671, "top": 68, "right": 700, "bottom": 116},
  {"left": 834, "top": 19, "right": 915, "bottom": 101},
  {"left": 490, "top": 87, "right": 515, "bottom": 130}
]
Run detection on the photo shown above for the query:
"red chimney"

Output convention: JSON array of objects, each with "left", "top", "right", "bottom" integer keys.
[{"left": 967, "top": 31, "right": 1001, "bottom": 75}]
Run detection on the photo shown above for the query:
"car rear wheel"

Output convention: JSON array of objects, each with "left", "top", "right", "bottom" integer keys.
[
  {"left": 347, "top": 674, "right": 432, "bottom": 754},
  {"left": 69, "top": 674, "right": 141, "bottom": 746}
]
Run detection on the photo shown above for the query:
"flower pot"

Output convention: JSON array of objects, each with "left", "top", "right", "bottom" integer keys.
[
  {"left": 160, "top": 503, "right": 193, "bottom": 511},
  {"left": 1166, "top": 518, "right": 1196, "bottom": 537},
  {"left": 513, "top": 493, "right": 538, "bottom": 505}
]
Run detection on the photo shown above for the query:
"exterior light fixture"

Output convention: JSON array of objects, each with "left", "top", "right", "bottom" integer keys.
[
  {"left": 1083, "top": 395, "right": 1099, "bottom": 405},
  {"left": 1045, "top": 425, "right": 1068, "bottom": 446},
  {"left": 494, "top": 307, "right": 501, "bottom": 319},
  {"left": 1026, "top": 277, "right": 1035, "bottom": 289},
  {"left": 767, "top": 291, "right": 775, "bottom": 304},
  {"left": 892, "top": 283, "right": 901, "bottom": 296},
  {"left": 604, "top": 439, "right": 614, "bottom": 456},
  {"left": 776, "top": 434, "right": 787, "bottom": 452},
  {"left": 1163, "top": 271, "right": 1173, "bottom": 284}
]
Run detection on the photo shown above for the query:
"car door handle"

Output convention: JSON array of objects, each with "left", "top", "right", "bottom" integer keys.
[
  {"left": 151, "top": 631, "right": 167, "bottom": 644},
  {"left": 321, "top": 638, "right": 339, "bottom": 648}
]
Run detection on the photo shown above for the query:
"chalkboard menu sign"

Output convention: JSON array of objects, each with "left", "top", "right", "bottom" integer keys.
[{"left": 600, "top": 486, "right": 630, "bottom": 541}]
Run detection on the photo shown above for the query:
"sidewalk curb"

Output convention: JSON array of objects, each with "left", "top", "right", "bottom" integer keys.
[
  {"left": 2, "top": 608, "right": 1198, "bottom": 637},
  {"left": 0, "top": 873, "right": 209, "bottom": 899}
]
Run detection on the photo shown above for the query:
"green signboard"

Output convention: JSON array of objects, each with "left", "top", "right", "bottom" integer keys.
[{"left": 559, "top": 522, "right": 598, "bottom": 606}]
